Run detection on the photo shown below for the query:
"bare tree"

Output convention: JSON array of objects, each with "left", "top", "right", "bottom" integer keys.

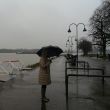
[
  {"left": 89, "top": 1, "right": 110, "bottom": 58},
  {"left": 78, "top": 38, "right": 92, "bottom": 56}
]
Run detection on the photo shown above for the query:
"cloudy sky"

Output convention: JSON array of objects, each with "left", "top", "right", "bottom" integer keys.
[{"left": 0, "top": 0, "right": 101, "bottom": 49}]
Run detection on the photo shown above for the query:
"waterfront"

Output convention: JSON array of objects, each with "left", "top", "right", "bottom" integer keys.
[
  {"left": 0, "top": 53, "right": 40, "bottom": 66},
  {"left": 0, "top": 55, "right": 110, "bottom": 110}
]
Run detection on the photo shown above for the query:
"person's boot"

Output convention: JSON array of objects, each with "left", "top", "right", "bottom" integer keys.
[{"left": 42, "top": 97, "right": 49, "bottom": 102}]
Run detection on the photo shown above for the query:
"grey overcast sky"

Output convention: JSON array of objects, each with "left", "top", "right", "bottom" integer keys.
[{"left": 0, "top": 0, "right": 101, "bottom": 49}]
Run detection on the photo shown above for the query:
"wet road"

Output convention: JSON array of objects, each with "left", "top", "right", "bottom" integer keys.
[
  {"left": 0, "top": 56, "right": 66, "bottom": 110},
  {"left": 67, "top": 56, "right": 110, "bottom": 110},
  {"left": 0, "top": 56, "right": 110, "bottom": 110}
]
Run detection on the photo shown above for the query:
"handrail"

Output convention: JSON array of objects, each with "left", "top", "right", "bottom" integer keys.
[
  {"left": 3, "top": 60, "right": 20, "bottom": 62},
  {"left": 64, "top": 60, "right": 109, "bottom": 98},
  {"left": 2, "top": 60, "right": 32, "bottom": 72}
]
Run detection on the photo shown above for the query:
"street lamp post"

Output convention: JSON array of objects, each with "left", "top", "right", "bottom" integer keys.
[
  {"left": 68, "top": 23, "right": 87, "bottom": 67},
  {"left": 66, "top": 39, "right": 70, "bottom": 54},
  {"left": 66, "top": 36, "right": 74, "bottom": 53}
]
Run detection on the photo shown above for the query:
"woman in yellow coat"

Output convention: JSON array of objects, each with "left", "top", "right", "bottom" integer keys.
[{"left": 38, "top": 49, "right": 51, "bottom": 102}]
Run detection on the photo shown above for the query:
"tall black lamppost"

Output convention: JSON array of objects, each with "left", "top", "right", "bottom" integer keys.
[{"left": 68, "top": 23, "right": 87, "bottom": 67}]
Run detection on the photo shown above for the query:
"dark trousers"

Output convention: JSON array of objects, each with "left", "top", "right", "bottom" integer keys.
[{"left": 41, "top": 85, "right": 47, "bottom": 98}]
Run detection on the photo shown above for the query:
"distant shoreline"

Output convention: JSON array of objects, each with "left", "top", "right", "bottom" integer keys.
[{"left": 0, "top": 49, "right": 38, "bottom": 54}]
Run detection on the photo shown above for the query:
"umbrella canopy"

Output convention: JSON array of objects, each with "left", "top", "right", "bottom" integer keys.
[{"left": 36, "top": 45, "right": 63, "bottom": 57}]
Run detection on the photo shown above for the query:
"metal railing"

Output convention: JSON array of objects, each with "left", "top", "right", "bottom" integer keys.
[
  {"left": 65, "top": 61, "right": 110, "bottom": 98},
  {"left": 65, "top": 61, "right": 90, "bottom": 83}
]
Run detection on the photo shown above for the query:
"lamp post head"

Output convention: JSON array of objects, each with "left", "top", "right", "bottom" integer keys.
[
  {"left": 83, "top": 27, "right": 87, "bottom": 32},
  {"left": 68, "top": 28, "right": 71, "bottom": 33}
]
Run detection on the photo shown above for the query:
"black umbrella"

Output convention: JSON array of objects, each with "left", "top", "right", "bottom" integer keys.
[{"left": 36, "top": 45, "right": 63, "bottom": 57}]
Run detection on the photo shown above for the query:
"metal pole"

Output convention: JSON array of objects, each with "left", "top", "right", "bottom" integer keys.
[
  {"left": 76, "top": 26, "right": 78, "bottom": 68},
  {"left": 70, "top": 37, "right": 72, "bottom": 53},
  {"left": 65, "top": 61, "right": 67, "bottom": 84},
  {"left": 66, "top": 75, "right": 68, "bottom": 98},
  {"left": 68, "top": 22, "right": 86, "bottom": 69},
  {"left": 68, "top": 36, "right": 74, "bottom": 53}
]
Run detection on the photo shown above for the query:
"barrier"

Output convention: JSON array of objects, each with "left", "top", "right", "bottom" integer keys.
[{"left": 65, "top": 61, "right": 110, "bottom": 98}]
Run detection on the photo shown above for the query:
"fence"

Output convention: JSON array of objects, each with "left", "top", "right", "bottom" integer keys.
[{"left": 65, "top": 61, "right": 110, "bottom": 98}]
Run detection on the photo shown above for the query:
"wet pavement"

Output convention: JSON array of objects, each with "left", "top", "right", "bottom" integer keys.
[
  {"left": 67, "top": 56, "right": 110, "bottom": 110},
  {"left": 0, "top": 56, "right": 110, "bottom": 110},
  {"left": 0, "top": 56, "right": 66, "bottom": 110}
]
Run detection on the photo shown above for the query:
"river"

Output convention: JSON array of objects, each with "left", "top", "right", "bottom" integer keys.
[{"left": 0, "top": 53, "right": 40, "bottom": 66}]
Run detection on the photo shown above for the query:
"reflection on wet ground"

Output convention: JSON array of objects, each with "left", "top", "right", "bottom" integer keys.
[
  {"left": 0, "top": 56, "right": 110, "bottom": 110},
  {"left": 66, "top": 57, "right": 110, "bottom": 110},
  {"left": 41, "top": 101, "right": 47, "bottom": 110},
  {"left": 67, "top": 77, "right": 110, "bottom": 110}
]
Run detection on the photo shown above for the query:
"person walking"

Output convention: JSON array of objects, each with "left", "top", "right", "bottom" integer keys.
[{"left": 38, "top": 49, "right": 51, "bottom": 102}]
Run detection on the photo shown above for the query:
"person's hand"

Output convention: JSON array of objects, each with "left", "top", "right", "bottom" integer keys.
[{"left": 49, "top": 59, "right": 52, "bottom": 63}]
